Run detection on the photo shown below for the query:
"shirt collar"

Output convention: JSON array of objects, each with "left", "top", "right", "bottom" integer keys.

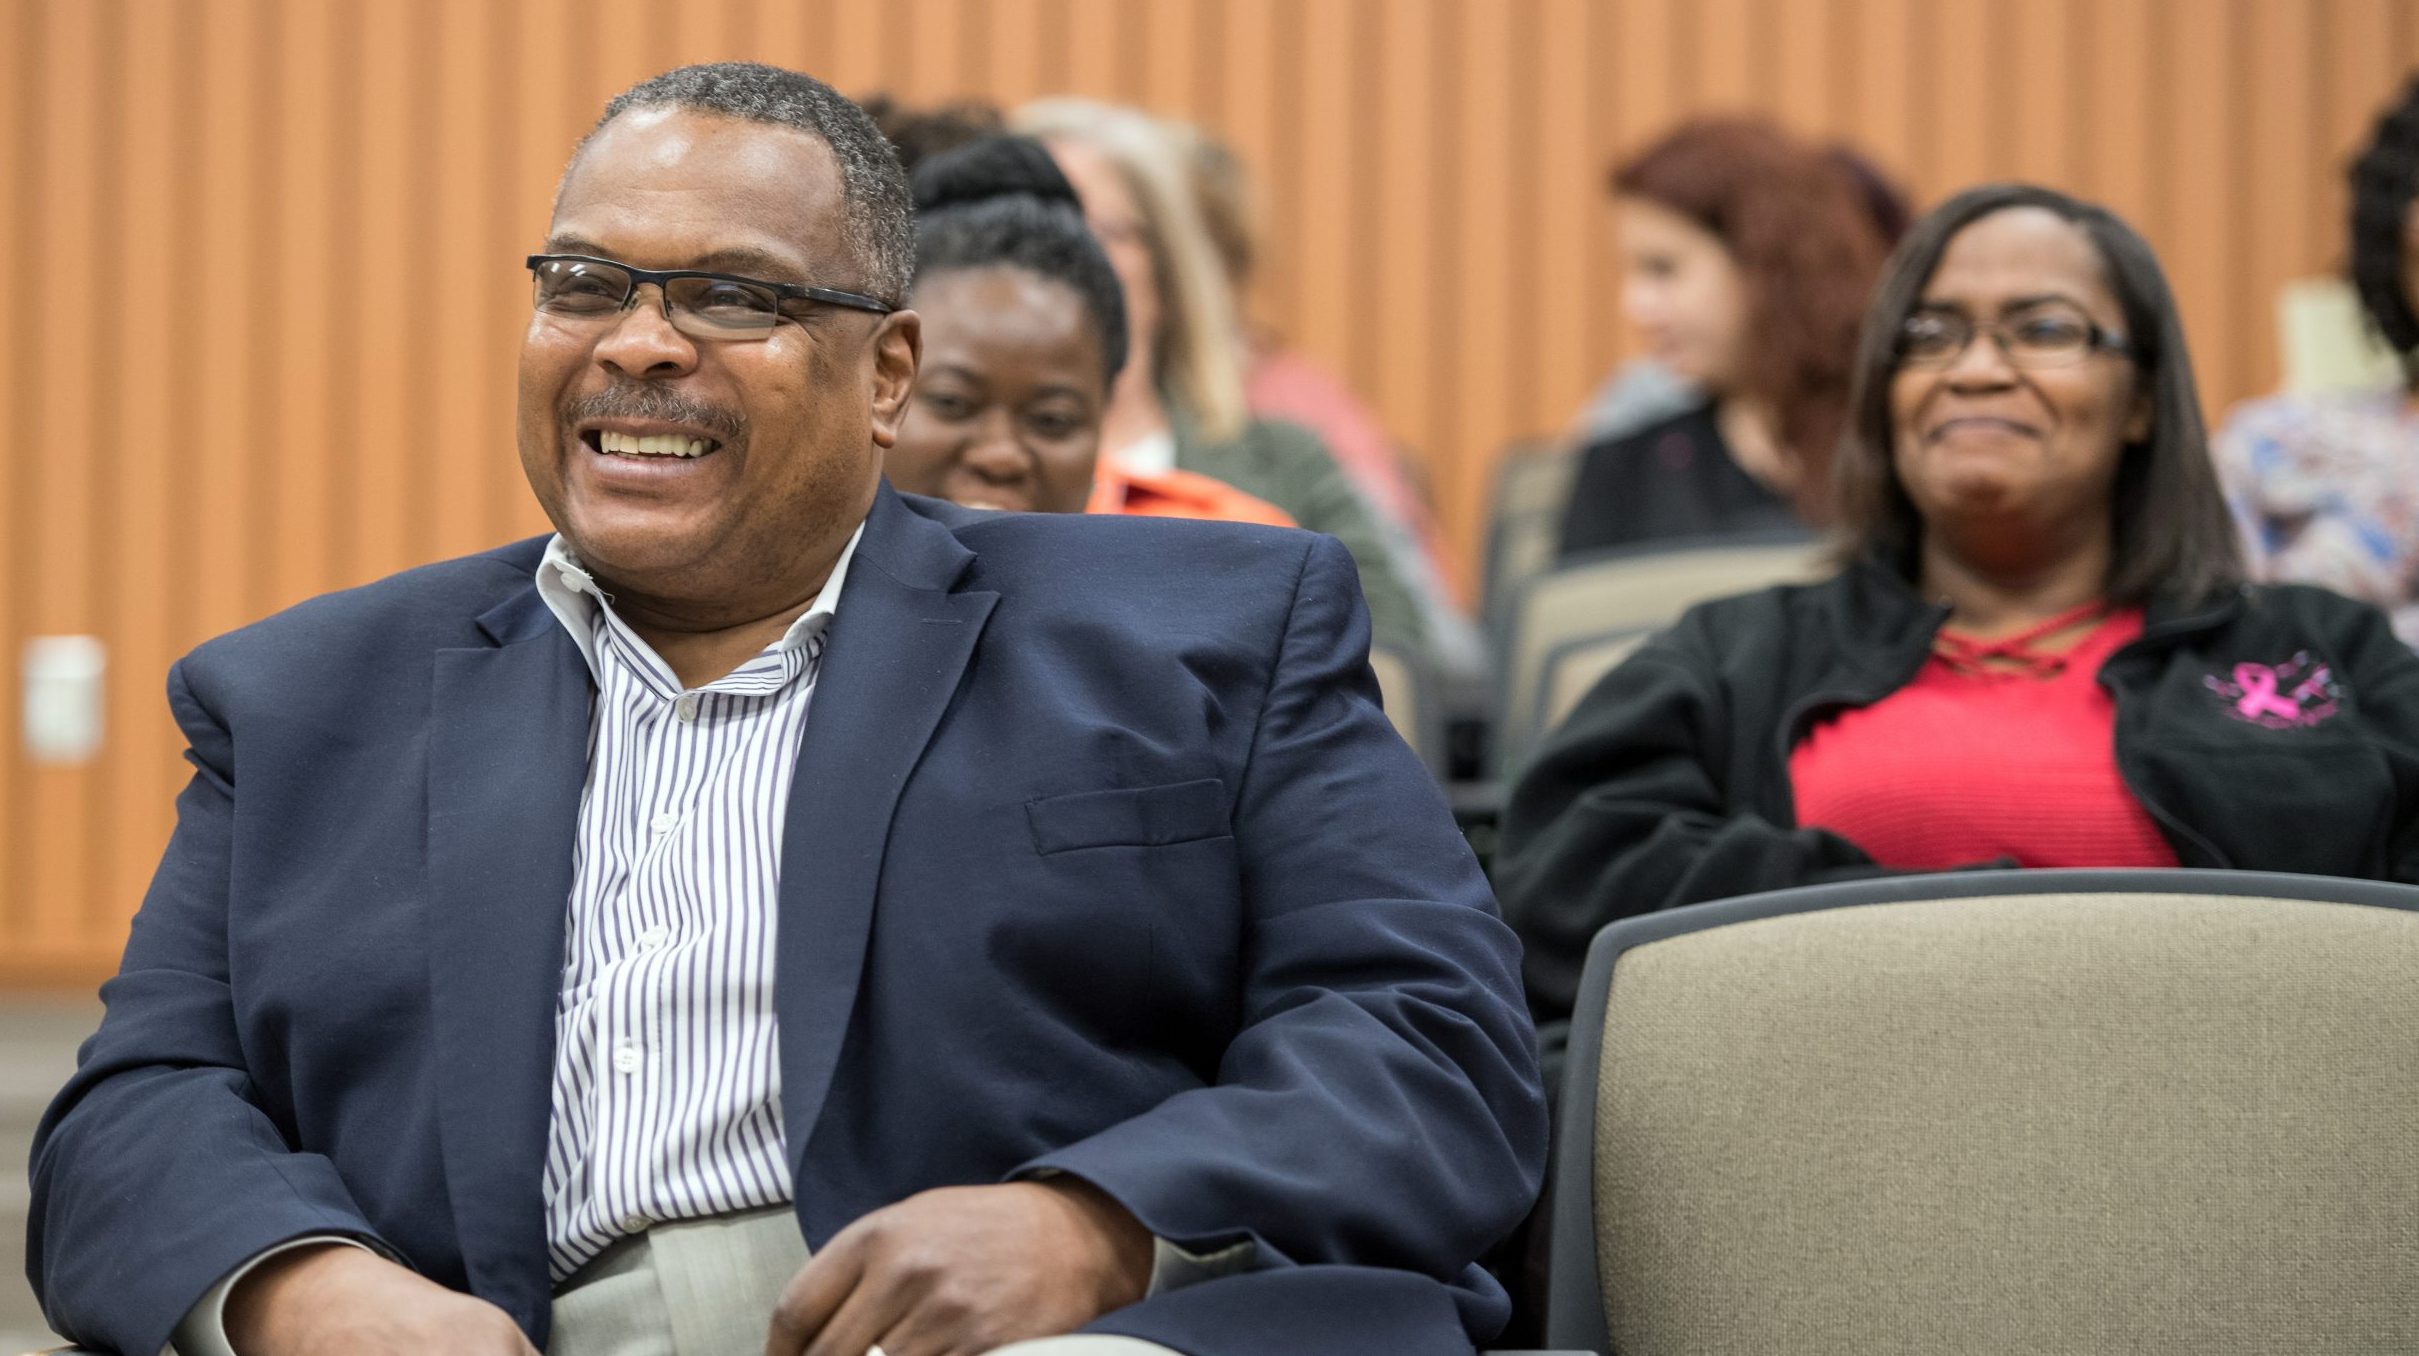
[{"left": 534, "top": 522, "right": 867, "bottom": 687}]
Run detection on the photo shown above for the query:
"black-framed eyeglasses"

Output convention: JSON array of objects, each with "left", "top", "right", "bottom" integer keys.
[
  {"left": 526, "top": 254, "right": 894, "bottom": 341},
  {"left": 1895, "top": 304, "right": 2138, "bottom": 370}
]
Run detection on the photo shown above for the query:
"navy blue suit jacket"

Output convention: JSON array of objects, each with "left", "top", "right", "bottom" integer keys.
[{"left": 29, "top": 487, "right": 1547, "bottom": 1355}]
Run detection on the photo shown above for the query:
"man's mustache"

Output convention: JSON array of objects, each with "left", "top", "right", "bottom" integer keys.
[{"left": 567, "top": 384, "right": 746, "bottom": 444}]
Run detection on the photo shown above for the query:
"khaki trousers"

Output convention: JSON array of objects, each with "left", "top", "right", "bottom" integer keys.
[{"left": 548, "top": 1205, "right": 1180, "bottom": 1356}]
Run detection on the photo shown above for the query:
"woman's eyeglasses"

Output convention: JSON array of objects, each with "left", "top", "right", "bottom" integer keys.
[{"left": 1896, "top": 304, "right": 2137, "bottom": 370}]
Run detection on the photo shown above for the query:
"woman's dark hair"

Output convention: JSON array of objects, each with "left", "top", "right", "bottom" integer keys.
[
  {"left": 1832, "top": 182, "right": 2245, "bottom": 608},
  {"left": 908, "top": 134, "right": 1129, "bottom": 388},
  {"left": 1611, "top": 118, "right": 1906, "bottom": 524},
  {"left": 2347, "top": 75, "right": 2419, "bottom": 365},
  {"left": 860, "top": 94, "right": 1005, "bottom": 174}
]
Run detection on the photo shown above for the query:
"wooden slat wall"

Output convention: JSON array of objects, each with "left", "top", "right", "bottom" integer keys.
[{"left": 3, "top": 0, "right": 2416, "bottom": 984}]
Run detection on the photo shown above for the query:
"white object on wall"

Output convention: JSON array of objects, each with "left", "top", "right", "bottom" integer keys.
[
  {"left": 2278, "top": 277, "right": 2404, "bottom": 395},
  {"left": 22, "top": 635, "right": 105, "bottom": 766}
]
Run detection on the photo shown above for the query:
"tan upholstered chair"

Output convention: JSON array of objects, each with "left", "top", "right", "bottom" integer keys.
[
  {"left": 1543, "top": 868, "right": 2419, "bottom": 1355},
  {"left": 1367, "top": 645, "right": 1446, "bottom": 779},
  {"left": 1480, "top": 441, "right": 1579, "bottom": 636},
  {"left": 1530, "top": 630, "right": 1651, "bottom": 755},
  {"left": 1497, "top": 536, "right": 1822, "bottom": 775}
]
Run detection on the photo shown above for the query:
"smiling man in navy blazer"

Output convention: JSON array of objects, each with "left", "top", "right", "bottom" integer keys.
[{"left": 27, "top": 62, "right": 1543, "bottom": 1356}]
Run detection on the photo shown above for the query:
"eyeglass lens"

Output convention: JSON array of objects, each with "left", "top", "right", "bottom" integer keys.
[
  {"left": 1899, "top": 307, "right": 2103, "bottom": 369},
  {"left": 531, "top": 258, "right": 784, "bottom": 340}
]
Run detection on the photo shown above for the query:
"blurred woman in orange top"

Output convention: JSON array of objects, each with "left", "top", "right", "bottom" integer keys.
[{"left": 886, "top": 132, "right": 1292, "bottom": 531}]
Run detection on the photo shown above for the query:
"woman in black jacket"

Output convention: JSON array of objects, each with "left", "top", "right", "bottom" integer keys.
[{"left": 1500, "top": 183, "right": 2419, "bottom": 1021}]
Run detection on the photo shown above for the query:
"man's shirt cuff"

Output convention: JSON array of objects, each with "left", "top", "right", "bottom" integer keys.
[
  {"left": 168, "top": 1235, "right": 373, "bottom": 1356},
  {"left": 1145, "top": 1235, "right": 1259, "bottom": 1295}
]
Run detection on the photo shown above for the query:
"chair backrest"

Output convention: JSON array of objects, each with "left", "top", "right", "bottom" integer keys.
[
  {"left": 1517, "top": 629, "right": 1654, "bottom": 772},
  {"left": 1480, "top": 441, "right": 1578, "bottom": 635},
  {"left": 1367, "top": 646, "right": 1443, "bottom": 778},
  {"left": 1498, "top": 535, "right": 1822, "bottom": 775},
  {"left": 1545, "top": 869, "right": 2419, "bottom": 1355}
]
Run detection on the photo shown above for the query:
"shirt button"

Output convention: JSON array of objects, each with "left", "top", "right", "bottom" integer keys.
[
  {"left": 637, "top": 925, "right": 669, "bottom": 950},
  {"left": 556, "top": 564, "right": 585, "bottom": 589},
  {"left": 650, "top": 810, "right": 679, "bottom": 835},
  {"left": 620, "top": 1213, "right": 648, "bottom": 1234},
  {"left": 612, "top": 1041, "right": 643, "bottom": 1074},
  {"left": 674, "top": 694, "right": 700, "bottom": 722}
]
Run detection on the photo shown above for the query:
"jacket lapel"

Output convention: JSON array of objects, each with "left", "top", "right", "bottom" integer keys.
[
  {"left": 777, "top": 489, "right": 995, "bottom": 1210},
  {"left": 426, "top": 584, "right": 590, "bottom": 1328}
]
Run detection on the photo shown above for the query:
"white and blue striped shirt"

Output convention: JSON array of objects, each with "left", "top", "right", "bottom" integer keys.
[{"left": 532, "top": 527, "right": 861, "bottom": 1282}]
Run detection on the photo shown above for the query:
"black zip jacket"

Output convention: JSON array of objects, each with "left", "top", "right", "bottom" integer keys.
[{"left": 1499, "top": 558, "right": 2419, "bottom": 1018}]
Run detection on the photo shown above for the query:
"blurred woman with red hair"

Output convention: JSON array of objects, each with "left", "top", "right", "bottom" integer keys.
[{"left": 1559, "top": 118, "right": 1907, "bottom": 559}]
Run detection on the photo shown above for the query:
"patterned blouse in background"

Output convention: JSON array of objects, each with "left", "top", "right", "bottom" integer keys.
[{"left": 2213, "top": 386, "right": 2419, "bottom": 647}]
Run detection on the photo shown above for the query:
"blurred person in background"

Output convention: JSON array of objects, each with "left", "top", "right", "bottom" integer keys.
[
  {"left": 1012, "top": 96, "right": 1430, "bottom": 658},
  {"left": 886, "top": 133, "right": 1291, "bottom": 527},
  {"left": 1503, "top": 183, "right": 2419, "bottom": 1023},
  {"left": 1561, "top": 139, "right": 1914, "bottom": 450},
  {"left": 1180, "top": 122, "right": 1490, "bottom": 686},
  {"left": 2216, "top": 75, "right": 2419, "bottom": 646},
  {"left": 1557, "top": 118, "right": 1906, "bottom": 560},
  {"left": 859, "top": 92, "right": 1003, "bottom": 173},
  {"left": 1182, "top": 125, "right": 1449, "bottom": 580}
]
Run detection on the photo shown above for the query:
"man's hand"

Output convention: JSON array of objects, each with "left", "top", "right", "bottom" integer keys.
[
  {"left": 765, "top": 1179, "right": 1153, "bottom": 1356},
  {"left": 222, "top": 1243, "right": 538, "bottom": 1356}
]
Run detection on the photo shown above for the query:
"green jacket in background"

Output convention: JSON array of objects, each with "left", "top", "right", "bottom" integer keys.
[{"left": 1175, "top": 414, "right": 1429, "bottom": 657}]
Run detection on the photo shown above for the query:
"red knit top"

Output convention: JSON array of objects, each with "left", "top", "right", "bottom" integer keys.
[{"left": 1788, "top": 605, "right": 2179, "bottom": 871}]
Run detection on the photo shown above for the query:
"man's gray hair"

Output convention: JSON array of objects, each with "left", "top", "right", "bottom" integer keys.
[{"left": 584, "top": 62, "right": 914, "bottom": 305}]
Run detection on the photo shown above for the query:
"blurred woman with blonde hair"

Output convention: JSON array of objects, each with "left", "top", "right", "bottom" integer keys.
[
  {"left": 1012, "top": 97, "right": 1427, "bottom": 656},
  {"left": 1179, "top": 121, "right": 1455, "bottom": 589}
]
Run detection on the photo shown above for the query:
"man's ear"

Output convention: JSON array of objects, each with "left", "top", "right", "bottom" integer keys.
[{"left": 868, "top": 309, "right": 922, "bottom": 450}]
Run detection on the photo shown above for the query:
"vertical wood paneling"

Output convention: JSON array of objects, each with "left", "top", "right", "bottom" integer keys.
[
  {"left": 977, "top": 0, "right": 1055, "bottom": 112},
  {"left": 889, "top": 0, "right": 961, "bottom": 104},
  {"left": 1211, "top": 0, "right": 1284, "bottom": 334},
  {"left": 1060, "top": 0, "right": 1128, "bottom": 104},
  {"left": 1504, "top": 0, "right": 1547, "bottom": 433},
  {"left": 194, "top": 0, "right": 267, "bottom": 628},
  {"left": 1693, "top": 0, "right": 1759, "bottom": 109},
  {"left": 23, "top": 0, "right": 102, "bottom": 956},
  {"left": 2080, "top": 0, "right": 2158, "bottom": 230},
  {"left": 2007, "top": 0, "right": 2076, "bottom": 187},
  {"left": 1294, "top": 0, "right": 1356, "bottom": 384},
  {"left": 1440, "top": 1, "right": 1515, "bottom": 570},
  {"left": 1370, "top": 0, "right": 1439, "bottom": 452},
  {"left": 347, "top": 0, "right": 414, "bottom": 596},
  {"left": 430, "top": 0, "right": 501, "bottom": 567},
  {"left": 1930, "top": 2, "right": 1993, "bottom": 193},
  {"left": 1, "top": 0, "right": 38, "bottom": 940},
  {"left": 1139, "top": 0, "right": 1207, "bottom": 124},
  {"left": 0, "top": 3, "right": 27, "bottom": 949},
  {"left": 2246, "top": 0, "right": 2319, "bottom": 403},
  {"left": 6, "top": 0, "right": 2419, "bottom": 982},
  {"left": 1841, "top": 0, "right": 1914, "bottom": 198},
  {"left": 1535, "top": 0, "right": 1600, "bottom": 429},
  {"left": 267, "top": 0, "right": 338, "bottom": 610},
  {"left": 98, "top": 2, "right": 182, "bottom": 951},
  {"left": 2170, "top": 0, "right": 2246, "bottom": 404},
  {"left": 1773, "top": 0, "right": 1837, "bottom": 136}
]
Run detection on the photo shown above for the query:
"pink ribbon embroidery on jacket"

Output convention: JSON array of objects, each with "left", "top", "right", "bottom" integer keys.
[{"left": 2204, "top": 652, "right": 2341, "bottom": 728}]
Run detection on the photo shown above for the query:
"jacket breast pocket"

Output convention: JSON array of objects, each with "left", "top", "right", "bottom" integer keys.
[{"left": 1025, "top": 778, "right": 1230, "bottom": 856}]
